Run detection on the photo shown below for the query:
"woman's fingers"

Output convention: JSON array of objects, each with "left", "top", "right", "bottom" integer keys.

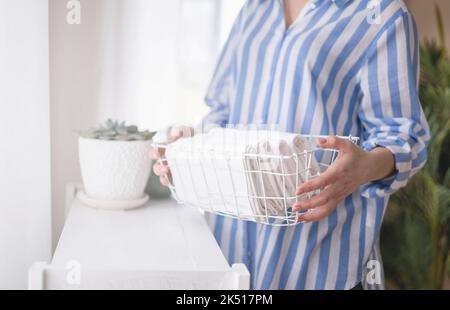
[
  {"left": 151, "top": 146, "right": 170, "bottom": 179},
  {"left": 297, "top": 202, "right": 335, "bottom": 223},
  {"left": 292, "top": 187, "right": 333, "bottom": 211},
  {"left": 150, "top": 126, "right": 195, "bottom": 188},
  {"left": 153, "top": 162, "right": 169, "bottom": 176},
  {"left": 317, "top": 135, "right": 351, "bottom": 151},
  {"left": 169, "top": 126, "right": 194, "bottom": 141},
  {"left": 151, "top": 147, "right": 171, "bottom": 186},
  {"left": 292, "top": 136, "right": 362, "bottom": 223},
  {"left": 150, "top": 147, "right": 165, "bottom": 160},
  {"left": 295, "top": 169, "right": 336, "bottom": 195},
  {"left": 160, "top": 175, "right": 170, "bottom": 187}
]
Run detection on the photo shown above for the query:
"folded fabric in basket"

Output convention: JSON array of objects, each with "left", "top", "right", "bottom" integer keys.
[{"left": 165, "top": 128, "right": 320, "bottom": 220}]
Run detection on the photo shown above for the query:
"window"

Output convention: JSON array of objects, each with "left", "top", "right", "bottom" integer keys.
[{"left": 105, "top": 0, "right": 245, "bottom": 130}]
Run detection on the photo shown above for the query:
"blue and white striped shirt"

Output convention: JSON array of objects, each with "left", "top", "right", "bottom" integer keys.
[{"left": 201, "top": 0, "right": 430, "bottom": 289}]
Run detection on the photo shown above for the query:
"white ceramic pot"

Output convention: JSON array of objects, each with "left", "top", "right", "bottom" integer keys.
[{"left": 78, "top": 137, "right": 153, "bottom": 205}]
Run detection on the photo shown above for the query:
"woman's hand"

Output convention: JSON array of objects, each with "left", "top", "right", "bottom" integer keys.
[
  {"left": 292, "top": 136, "right": 395, "bottom": 223},
  {"left": 150, "top": 126, "right": 194, "bottom": 187}
]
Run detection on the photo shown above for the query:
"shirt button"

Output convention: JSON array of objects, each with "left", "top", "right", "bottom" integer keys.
[{"left": 247, "top": 251, "right": 252, "bottom": 257}]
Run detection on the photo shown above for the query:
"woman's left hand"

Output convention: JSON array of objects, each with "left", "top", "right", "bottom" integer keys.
[{"left": 292, "top": 136, "right": 394, "bottom": 223}]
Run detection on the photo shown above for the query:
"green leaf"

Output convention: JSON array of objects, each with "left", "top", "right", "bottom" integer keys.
[
  {"left": 79, "top": 119, "right": 155, "bottom": 141},
  {"left": 435, "top": 4, "right": 446, "bottom": 51}
]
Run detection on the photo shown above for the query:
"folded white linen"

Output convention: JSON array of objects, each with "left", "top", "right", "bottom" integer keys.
[
  {"left": 242, "top": 135, "right": 320, "bottom": 219},
  {"left": 165, "top": 128, "right": 320, "bottom": 221}
]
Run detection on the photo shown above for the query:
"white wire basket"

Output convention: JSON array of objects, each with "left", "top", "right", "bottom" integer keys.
[{"left": 153, "top": 134, "right": 359, "bottom": 226}]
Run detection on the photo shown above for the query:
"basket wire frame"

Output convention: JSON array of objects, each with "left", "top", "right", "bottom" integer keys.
[{"left": 154, "top": 135, "right": 358, "bottom": 226}]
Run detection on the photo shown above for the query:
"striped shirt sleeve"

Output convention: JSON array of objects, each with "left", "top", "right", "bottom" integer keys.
[
  {"left": 358, "top": 11, "right": 430, "bottom": 199},
  {"left": 201, "top": 2, "right": 248, "bottom": 129}
]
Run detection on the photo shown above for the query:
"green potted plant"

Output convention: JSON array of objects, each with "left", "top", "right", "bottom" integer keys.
[{"left": 381, "top": 5, "right": 450, "bottom": 289}]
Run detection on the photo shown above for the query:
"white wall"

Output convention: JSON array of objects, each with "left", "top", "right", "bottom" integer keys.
[
  {"left": 0, "top": 0, "right": 51, "bottom": 289},
  {"left": 49, "top": 0, "right": 186, "bottom": 248},
  {"left": 49, "top": 0, "right": 244, "bottom": 247},
  {"left": 49, "top": 0, "right": 115, "bottom": 250}
]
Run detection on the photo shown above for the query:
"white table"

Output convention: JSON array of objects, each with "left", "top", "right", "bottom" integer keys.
[{"left": 28, "top": 184, "right": 249, "bottom": 290}]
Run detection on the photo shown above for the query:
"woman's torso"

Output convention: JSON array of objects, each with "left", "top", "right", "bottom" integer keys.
[{"left": 226, "top": 0, "right": 403, "bottom": 134}]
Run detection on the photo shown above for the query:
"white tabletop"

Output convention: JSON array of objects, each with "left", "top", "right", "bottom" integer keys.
[{"left": 52, "top": 197, "right": 230, "bottom": 271}]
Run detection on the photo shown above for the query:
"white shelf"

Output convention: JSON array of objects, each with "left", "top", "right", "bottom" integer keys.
[
  {"left": 28, "top": 184, "right": 249, "bottom": 289},
  {"left": 53, "top": 195, "right": 230, "bottom": 271}
]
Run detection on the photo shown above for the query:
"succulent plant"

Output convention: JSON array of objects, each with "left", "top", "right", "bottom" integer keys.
[{"left": 79, "top": 119, "right": 156, "bottom": 141}]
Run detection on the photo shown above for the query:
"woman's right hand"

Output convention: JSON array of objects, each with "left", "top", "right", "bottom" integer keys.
[{"left": 150, "top": 126, "right": 194, "bottom": 187}]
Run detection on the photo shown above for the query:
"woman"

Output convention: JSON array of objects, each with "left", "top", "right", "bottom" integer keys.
[{"left": 152, "top": 0, "right": 429, "bottom": 290}]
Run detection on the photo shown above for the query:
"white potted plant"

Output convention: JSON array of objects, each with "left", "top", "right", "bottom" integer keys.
[{"left": 78, "top": 119, "right": 156, "bottom": 210}]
